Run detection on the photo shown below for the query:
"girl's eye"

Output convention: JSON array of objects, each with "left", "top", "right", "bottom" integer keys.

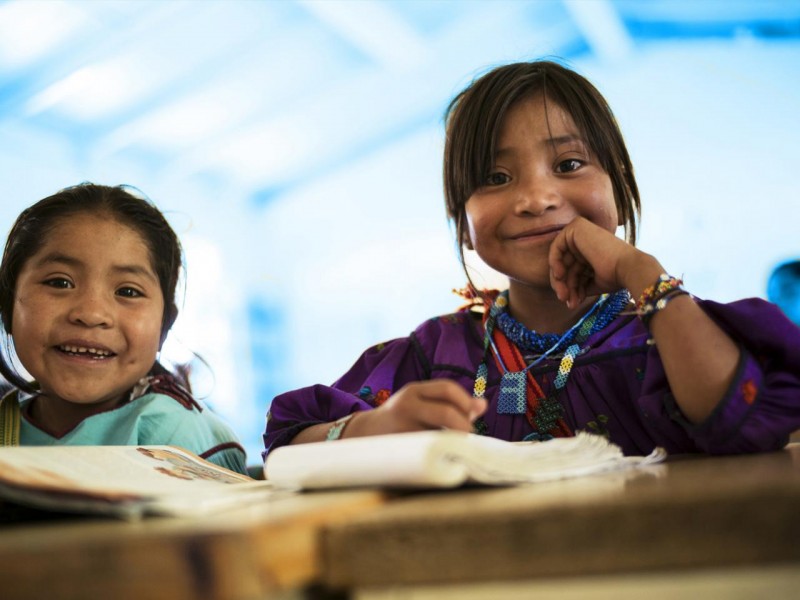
[
  {"left": 556, "top": 159, "right": 583, "bottom": 173},
  {"left": 116, "top": 287, "right": 143, "bottom": 298},
  {"left": 43, "top": 278, "right": 72, "bottom": 289},
  {"left": 484, "top": 172, "right": 510, "bottom": 186}
]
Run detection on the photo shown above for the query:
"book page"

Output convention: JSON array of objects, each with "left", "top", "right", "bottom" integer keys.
[
  {"left": 449, "top": 433, "right": 665, "bottom": 484},
  {"left": 265, "top": 430, "right": 472, "bottom": 489},
  {"left": 0, "top": 446, "right": 274, "bottom": 518},
  {"left": 265, "top": 431, "right": 666, "bottom": 490}
]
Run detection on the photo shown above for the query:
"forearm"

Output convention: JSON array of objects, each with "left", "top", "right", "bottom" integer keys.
[
  {"left": 289, "top": 422, "right": 333, "bottom": 444},
  {"left": 624, "top": 254, "right": 740, "bottom": 424},
  {"left": 289, "top": 413, "right": 365, "bottom": 444},
  {"left": 648, "top": 295, "right": 740, "bottom": 422},
  {"left": 290, "top": 380, "right": 486, "bottom": 443},
  {"left": 264, "top": 384, "right": 374, "bottom": 453}
]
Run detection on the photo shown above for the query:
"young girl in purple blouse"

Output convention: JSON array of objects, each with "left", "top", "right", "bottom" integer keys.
[{"left": 264, "top": 60, "right": 800, "bottom": 457}]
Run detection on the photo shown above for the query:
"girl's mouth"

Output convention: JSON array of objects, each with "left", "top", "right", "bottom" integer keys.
[
  {"left": 56, "top": 345, "right": 116, "bottom": 359},
  {"left": 511, "top": 225, "right": 564, "bottom": 240},
  {"left": 510, "top": 225, "right": 564, "bottom": 243}
]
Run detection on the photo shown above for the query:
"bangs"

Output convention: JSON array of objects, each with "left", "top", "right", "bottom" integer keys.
[{"left": 444, "top": 60, "right": 639, "bottom": 247}]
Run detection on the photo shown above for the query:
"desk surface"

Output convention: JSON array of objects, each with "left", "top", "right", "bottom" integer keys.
[
  {"left": 321, "top": 444, "right": 800, "bottom": 588},
  {"left": 0, "top": 488, "right": 385, "bottom": 600},
  {"left": 3, "top": 446, "right": 799, "bottom": 599}
]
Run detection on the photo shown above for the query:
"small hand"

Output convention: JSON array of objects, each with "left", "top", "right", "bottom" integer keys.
[
  {"left": 354, "top": 380, "right": 487, "bottom": 436},
  {"left": 548, "top": 217, "right": 642, "bottom": 308}
]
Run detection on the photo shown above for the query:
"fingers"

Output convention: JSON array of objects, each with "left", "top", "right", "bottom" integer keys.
[
  {"left": 381, "top": 380, "right": 487, "bottom": 433},
  {"left": 414, "top": 380, "right": 484, "bottom": 418},
  {"left": 550, "top": 225, "right": 588, "bottom": 307},
  {"left": 413, "top": 401, "right": 476, "bottom": 431},
  {"left": 564, "top": 260, "right": 593, "bottom": 308},
  {"left": 550, "top": 218, "right": 620, "bottom": 307},
  {"left": 548, "top": 227, "right": 572, "bottom": 283}
]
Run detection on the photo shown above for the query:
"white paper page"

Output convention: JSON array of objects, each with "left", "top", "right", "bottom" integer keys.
[
  {"left": 265, "top": 430, "right": 471, "bottom": 489},
  {"left": 0, "top": 445, "right": 262, "bottom": 498}
]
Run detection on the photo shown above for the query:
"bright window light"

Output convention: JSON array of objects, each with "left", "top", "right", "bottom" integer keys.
[
  {"left": 0, "top": 0, "right": 86, "bottom": 69},
  {"left": 26, "top": 58, "right": 146, "bottom": 120}
]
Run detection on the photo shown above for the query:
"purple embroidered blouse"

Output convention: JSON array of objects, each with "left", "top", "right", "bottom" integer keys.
[{"left": 263, "top": 297, "right": 800, "bottom": 457}]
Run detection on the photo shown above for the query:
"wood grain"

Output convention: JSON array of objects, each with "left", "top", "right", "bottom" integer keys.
[
  {"left": 0, "top": 489, "right": 385, "bottom": 600},
  {"left": 321, "top": 445, "right": 800, "bottom": 587}
]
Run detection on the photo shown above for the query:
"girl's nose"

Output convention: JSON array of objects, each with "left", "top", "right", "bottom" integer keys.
[
  {"left": 513, "top": 174, "right": 560, "bottom": 215},
  {"left": 68, "top": 290, "right": 113, "bottom": 327}
]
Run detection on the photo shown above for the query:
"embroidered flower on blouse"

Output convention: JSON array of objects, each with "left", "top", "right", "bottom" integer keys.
[
  {"left": 741, "top": 379, "right": 758, "bottom": 405},
  {"left": 374, "top": 389, "right": 390, "bottom": 406},
  {"left": 357, "top": 386, "right": 392, "bottom": 407}
]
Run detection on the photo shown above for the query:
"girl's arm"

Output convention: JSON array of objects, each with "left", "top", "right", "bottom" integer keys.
[
  {"left": 550, "top": 217, "right": 740, "bottom": 424},
  {"left": 264, "top": 317, "right": 487, "bottom": 453},
  {"left": 291, "top": 380, "right": 486, "bottom": 443}
]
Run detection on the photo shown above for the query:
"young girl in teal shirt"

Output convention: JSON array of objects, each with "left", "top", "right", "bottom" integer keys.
[{"left": 0, "top": 183, "right": 247, "bottom": 474}]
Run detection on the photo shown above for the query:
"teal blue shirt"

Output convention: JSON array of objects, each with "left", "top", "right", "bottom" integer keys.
[{"left": 19, "top": 387, "right": 247, "bottom": 475}]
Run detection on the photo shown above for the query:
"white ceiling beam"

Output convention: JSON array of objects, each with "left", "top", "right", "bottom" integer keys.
[
  {"left": 297, "top": 0, "right": 426, "bottom": 70},
  {"left": 563, "top": 0, "right": 633, "bottom": 62}
]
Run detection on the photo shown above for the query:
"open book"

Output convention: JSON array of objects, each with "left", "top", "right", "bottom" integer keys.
[
  {"left": 264, "top": 430, "right": 666, "bottom": 490},
  {"left": 0, "top": 445, "right": 275, "bottom": 520}
]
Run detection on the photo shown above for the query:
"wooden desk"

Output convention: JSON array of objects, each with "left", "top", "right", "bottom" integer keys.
[
  {"left": 0, "top": 489, "right": 385, "bottom": 600},
  {"left": 3, "top": 447, "right": 799, "bottom": 600},
  {"left": 320, "top": 445, "right": 800, "bottom": 596}
]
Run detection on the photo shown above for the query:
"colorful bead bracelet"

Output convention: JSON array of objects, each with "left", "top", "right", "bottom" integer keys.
[
  {"left": 636, "top": 274, "right": 684, "bottom": 311},
  {"left": 636, "top": 273, "right": 689, "bottom": 328}
]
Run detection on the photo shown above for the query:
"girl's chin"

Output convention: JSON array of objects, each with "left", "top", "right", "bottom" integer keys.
[
  {"left": 507, "top": 278, "right": 557, "bottom": 294},
  {"left": 43, "top": 391, "right": 124, "bottom": 408}
]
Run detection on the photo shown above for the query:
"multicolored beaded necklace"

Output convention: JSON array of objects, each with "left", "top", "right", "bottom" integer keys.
[
  {"left": 472, "top": 289, "right": 630, "bottom": 440},
  {"left": 496, "top": 290, "right": 631, "bottom": 354}
]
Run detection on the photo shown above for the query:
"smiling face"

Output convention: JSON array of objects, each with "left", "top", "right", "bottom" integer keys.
[
  {"left": 11, "top": 212, "right": 165, "bottom": 412},
  {"left": 464, "top": 93, "right": 619, "bottom": 293}
]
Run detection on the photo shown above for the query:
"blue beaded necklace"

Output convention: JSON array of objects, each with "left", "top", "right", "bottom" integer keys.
[
  {"left": 472, "top": 289, "right": 631, "bottom": 440},
  {"left": 495, "top": 289, "right": 631, "bottom": 355}
]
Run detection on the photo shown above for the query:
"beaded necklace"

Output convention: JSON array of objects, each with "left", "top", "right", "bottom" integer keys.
[
  {"left": 472, "top": 290, "right": 629, "bottom": 440},
  {"left": 495, "top": 290, "right": 630, "bottom": 354}
]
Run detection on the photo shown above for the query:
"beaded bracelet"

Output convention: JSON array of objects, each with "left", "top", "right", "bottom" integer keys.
[
  {"left": 326, "top": 413, "right": 356, "bottom": 441},
  {"left": 640, "top": 288, "right": 690, "bottom": 328},
  {"left": 636, "top": 274, "right": 684, "bottom": 311}
]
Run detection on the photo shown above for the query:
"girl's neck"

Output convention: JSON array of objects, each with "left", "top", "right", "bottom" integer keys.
[
  {"left": 30, "top": 393, "right": 125, "bottom": 433},
  {"left": 507, "top": 282, "right": 599, "bottom": 334}
]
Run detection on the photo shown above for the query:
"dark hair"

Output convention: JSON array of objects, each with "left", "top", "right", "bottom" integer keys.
[
  {"left": 443, "top": 59, "right": 640, "bottom": 273},
  {"left": 0, "top": 183, "right": 183, "bottom": 391}
]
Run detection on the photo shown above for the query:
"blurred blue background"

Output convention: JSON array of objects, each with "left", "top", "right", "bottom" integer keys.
[{"left": 1, "top": 0, "right": 798, "bottom": 463}]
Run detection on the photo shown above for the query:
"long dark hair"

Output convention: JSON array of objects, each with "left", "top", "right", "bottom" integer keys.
[
  {"left": 444, "top": 59, "right": 640, "bottom": 274},
  {"left": 0, "top": 183, "right": 184, "bottom": 392}
]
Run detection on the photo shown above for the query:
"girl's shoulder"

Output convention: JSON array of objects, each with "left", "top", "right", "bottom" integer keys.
[
  {"left": 129, "top": 381, "right": 238, "bottom": 442},
  {"left": 583, "top": 295, "right": 800, "bottom": 357},
  {"left": 696, "top": 296, "right": 800, "bottom": 355},
  {"left": 357, "top": 309, "right": 482, "bottom": 359},
  {"left": 0, "top": 386, "right": 22, "bottom": 446},
  {"left": 412, "top": 309, "right": 482, "bottom": 344},
  {"left": 404, "top": 309, "right": 485, "bottom": 373}
]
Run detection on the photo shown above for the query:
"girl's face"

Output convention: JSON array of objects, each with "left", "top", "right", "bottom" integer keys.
[
  {"left": 465, "top": 94, "right": 618, "bottom": 292},
  {"left": 11, "top": 213, "right": 165, "bottom": 410}
]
